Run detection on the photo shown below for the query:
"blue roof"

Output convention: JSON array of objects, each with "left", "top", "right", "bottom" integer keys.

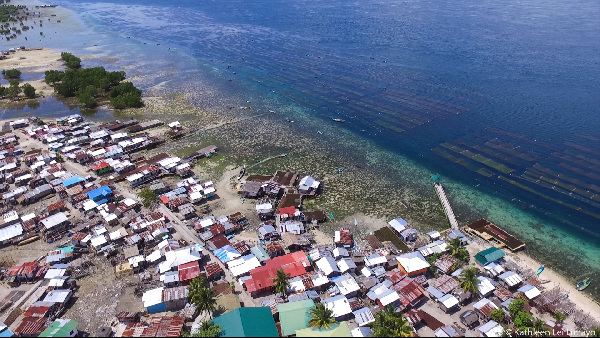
[
  {"left": 62, "top": 176, "right": 85, "bottom": 187},
  {"left": 394, "top": 218, "right": 409, "bottom": 226},
  {"left": 0, "top": 328, "right": 13, "bottom": 337},
  {"left": 213, "top": 245, "right": 241, "bottom": 263},
  {"left": 96, "top": 199, "right": 108, "bottom": 205},
  {"left": 87, "top": 186, "right": 112, "bottom": 200}
]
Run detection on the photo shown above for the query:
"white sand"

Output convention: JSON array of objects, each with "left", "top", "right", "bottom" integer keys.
[{"left": 0, "top": 48, "right": 63, "bottom": 73}]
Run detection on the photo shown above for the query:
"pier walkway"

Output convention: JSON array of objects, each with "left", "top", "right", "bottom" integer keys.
[{"left": 435, "top": 182, "right": 459, "bottom": 230}]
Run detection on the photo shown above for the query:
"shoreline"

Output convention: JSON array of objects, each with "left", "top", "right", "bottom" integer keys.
[{"left": 2, "top": 22, "right": 600, "bottom": 323}]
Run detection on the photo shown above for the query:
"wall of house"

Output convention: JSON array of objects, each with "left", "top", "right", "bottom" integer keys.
[{"left": 147, "top": 302, "right": 166, "bottom": 313}]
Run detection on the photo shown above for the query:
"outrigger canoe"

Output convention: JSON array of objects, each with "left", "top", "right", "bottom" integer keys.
[
  {"left": 577, "top": 277, "right": 591, "bottom": 291},
  {"left": 536, "top": 265, "right": 545, "bottom": 275}
]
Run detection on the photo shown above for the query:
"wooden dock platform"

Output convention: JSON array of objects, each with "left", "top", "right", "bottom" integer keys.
[{"left": 434, "top": 182, "right": 459, "bottom": 230}]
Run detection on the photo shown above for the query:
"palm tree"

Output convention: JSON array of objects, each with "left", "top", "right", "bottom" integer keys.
[
  {"left": 272, "top": 268, "right": 291, "bottom": 297},
  {"left": 308, "top": 303, "right": 337, "bottom": 330},
  {"left": 372, "top": 306, "right": 414, "bottom": 337},
  {"left": 188, "top": 276, "right": 216, "bottom": 319},
  {"left": 531, "top": 318, "right": 551, "bottom": 337},
  {"left": 458, "top": 267, "right": 480, "bottom": 295},
  {"left": 553, "top": 311, "right": 566, "bottom": 324},
  {"left": 448, "top": 238, "right": 462, "bottom": 254},
  {"left": 180, "top": 321, "right": 223, "bottom": 337}
]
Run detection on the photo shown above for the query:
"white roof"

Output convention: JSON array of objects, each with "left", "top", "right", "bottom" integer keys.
[
  {"left": 43, "top": 289, "right": 71, "bottom": 303},
  {"left": 147, "top": 250, "right": 162, "bottom": 263},
  {"left": 361, "top": 267, "right": 373, "bottom": 277},
  {"left": 21, "top": 213, "right": 36, "bottom": 222},
  {"left": 334, "top": 274, "right": 360, "bottom": 295},
  {"left": 332, "top": 247, "right": 349, "bottom": 258},
  {"left": 473, "top": 298, "right": 498, "bottom": 311},
  {"left": 48, "top": 278, "right": 66, "bottom": 287},
  {"left": 322, "top": 295, "right": 352, "bottom": 318},
  {"left": 366, "top": 283, "right": 392, "bottom": 300},
  {"left": 311, "top": 272, "right": 330, "bottom": 287},
  {"left": 40, "top": 212, "right": 68, "bottom": 229},
  {"left": 353, "top": 307, "right": 375, "bottom": 326},
  {"left": 83, "top": 199, "right": 99, "bottom": 211},
  {"left": 518, "top": 284, "right": 541, "bottom": 299},
  {"left": 228, "top": 254, "right": 262, "bottom": 277},
  {"left": 203, "top": 187, "right": 216, "bottom": 195},
  {"left": 0, "top": 223, "right": 23, "bottom": 242},
  {"left": 44, "top": 268, "right": 66, "bottom": 279},
  {"left": 168, "top": 121, "right": 182, "bottom": 128},
  {"left": 351, "top": 327, "right": 373, "bottom": 338},
  {"left": 316, "top": 256, "right": 340, "bottom": 276},
  {"left": 142, "top": 287, "right": 165, "bottom": 307},
  {"left": 189, "top": 191, "right": 203, "bottom": 200},
  {"left": 199, "top": 218, "right": 214, "bottom": 228},
  {"left": 379, "top": 289, "right": 401, "bottom": 307},
  {"left": 256, "top": 203, "right": 273, "bottom": 212},
  {"left": 289, "top": 276, "right": 307, "bottom": 293},
  {"left": 427, "top": 231, "right": 441, "bottom": 239},
  {"left": 109, "top": 228, "right": 127, "bottom": 241},
  {"left": 128, "top": 255, "right": 146, "bottom": 267},
  {"left": 337, "top": 257, "right": 357, "bottom": 273},
  {"left": 163, "top": 270, "right": 180, "bottom": 284},
  {"left": 396, "top": 251, "right": 430, "bottom": 273},
  {"left": 90, "top": 148, "right": 106, "bottom": 157},
  {"left": 477, "top": 277, "right": 496, "bottom": 296},
  {"left": 439, "top": 294, "right": 459, "bottom": 309},
  {"left": 90, "top": 235, "right": 108, "bottom": 248},
  {"left": 498, "top": 271, "right": 523, "bottom": 287},
  {"left": 364, "top": 252, "right": 387, "bottom": 267},
  {"left": 159, "top": 246, "right": 202, "bottom": 273},
  {"left": 126, "top": 173, "right": 144, "bottom": 181},
  {"left": 479, "top": 321, "right": 504, "bottom": 337},
  {"left": 388, "top": 218, "right": 408, "bottom": 233}
]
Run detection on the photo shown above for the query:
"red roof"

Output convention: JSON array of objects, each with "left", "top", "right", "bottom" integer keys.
[
  {"left": 279, "top": 206, "right": 296, "bottom": 215},
  {"left": 14, "top": 316, "right": 48, "bottom": 335},
  {"left": 92, "top": 162, "right": 110, "bottom": 171},
  {"left": 393, "top": 277, "right": 426, "bottom": 307},
  {"left": 178, "top": 261, "right": 201, "bottom": 282},
  {"left": 19, "top": 261, "right": 40, "bottom": 275},
  {"left": 160, "top": 196, "right": 170, "bottom": 204},
  {"left": 205, "top": 262, "right": 223, "bottom": 277},
  {"left": 25, "top": 305, "right": 51, "bottom": 317},
  {"left": 210, "top": 235, "right": 230, "bottom": 250},
  {"left": 245, "top": 251, "right": 309, "bottom": 294}
]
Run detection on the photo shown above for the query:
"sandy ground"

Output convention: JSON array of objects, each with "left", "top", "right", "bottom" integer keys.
[
  {"left": 0, "top": 48, "right": 63, "bottom": 73},
  {"left": 466, "top": 239, "right": 600, "bottom": 323}
]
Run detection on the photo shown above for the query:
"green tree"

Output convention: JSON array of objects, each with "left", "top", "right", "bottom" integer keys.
[
  {"left": 22, "top": 83, "right": 35, "bottom": 98},
  {"left": 372, "top": 306, "right": 414, "bottom": 337},
  {"left": 513, "top": 311, "right": 533, "bottom": 329},
  {"left": 7, "top": 80, "right": 21, "bottom": 98},
  {"left": 188, "top": 276, "right": 216, "bottom": 319},
  {"left": 508, "top": 299, "right": 527, "bottom": 319},
  {"left": 44, "top": 69, "right": 64, "bottom": 84},
  {"left": 308, "top": 303, "right": 337, "bottom": 330},
  {"left": 0, "top": 85, "right": 6, "bottom": 98},
  {"left": 180, "top": 321, "right": 223, "bottom": 337},
  {"left": 458, "top": 267, "right": 479, "bottom": 295},
  {"left": 553, "top": 311, "right": 566, "bottom": 324},
  {"left": 272, "top": 268, "right": 290, "bottom": 297},
  {"left": 138, "top": 188, "right": 158, "bottom": 208},
  {"left": 2, "top": 68, "right": 21, "bottom": 79},
  {"left": 61, "top": 52, "right": 81, "bottom": 69},
  {"left": 490, "top": 308, "right": 506, "bottom": 324},
  {"left": 589, "top": 327, "right": 600, "bottom": 337},
  {"left": 77, "top": 91, "right": 96, "bottom": 108},
  {"left": 531, "top": 318, "right": 551, "bottom": 337}
]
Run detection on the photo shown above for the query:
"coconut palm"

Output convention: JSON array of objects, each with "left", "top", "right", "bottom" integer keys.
[
  {"left": 458, "top": 267, "right": 480, "bottom": 295},
  {"left": 531, "top": 318, "right": 551, "bottom": 337},
  {"left": 188, "top": 276, "right": 216, "bottom": 319},
  {"left": 553, "top": 311, "right": 566, "bottom": 324},
  {"left": 308, "top": 303, "right": 337, "bottom": 330},
  {"left": 272, "top": 268, "right": 291, "bottom": 297},
  {"left": 372, "top": 306, "right": 414, "bottom": 337}
]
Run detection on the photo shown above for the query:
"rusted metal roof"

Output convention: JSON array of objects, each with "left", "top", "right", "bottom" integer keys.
[
  {"left": 204, "top": 262, "right": 223, "bottom": 277},
  {"left": 14, "top": 316, "right": 48, "bottom": 335},
  {"left": 162, "top": 286, "right": 189, "bottom": 302}
]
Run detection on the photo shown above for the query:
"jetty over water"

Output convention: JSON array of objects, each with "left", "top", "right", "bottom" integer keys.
[{"left": 434, "top": 182, "right": 459, "bottom": 230}]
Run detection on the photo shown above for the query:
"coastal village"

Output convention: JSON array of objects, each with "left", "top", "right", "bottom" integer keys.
[{"left": 0, "top": 115, "right": 596, "bottom": 338}]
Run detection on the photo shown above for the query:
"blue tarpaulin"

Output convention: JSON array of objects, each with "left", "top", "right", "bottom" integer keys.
[
  {"left": 62, "top": 176, "right": 85, "bottom": 187},
  {"left": 87, "top": 186, "right": 112, "bottom": 201}
]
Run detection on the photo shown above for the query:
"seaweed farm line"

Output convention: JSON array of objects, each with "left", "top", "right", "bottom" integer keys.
[{"left": 435, "top": 182, "right": 459, "bottom": 229}]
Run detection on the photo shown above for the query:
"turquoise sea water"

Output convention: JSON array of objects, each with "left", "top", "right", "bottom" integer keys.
[{"left": 4, "top": 0, "right": 600, "bottom": 297}]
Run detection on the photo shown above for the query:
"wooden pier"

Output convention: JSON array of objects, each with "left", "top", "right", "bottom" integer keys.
[{"left": 435, "top": 182, "right": 459, "bottom": 230}]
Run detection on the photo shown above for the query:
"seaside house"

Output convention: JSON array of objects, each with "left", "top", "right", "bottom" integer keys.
[
  {"left": 388, "top": 218, "right": 408, "bottom": 234},
  {"left": 396, "top": 252, "right": 430, "bottom": 277},
  {"left": 478, "top": 321, "right": 504, "bottom": 337},
  {"left": 474, "top": 247, "right": 505, "bottom": 266},
  {"left": 211, "top": 307, "right": 279, "bottom": 337},
  {"left": 277, "top": 299, "right": 315, "bottom": 336},
  {"left": 447, "top": 229, "right": 468, "bottom": 245},
  {"left": 38, "top": 319, "right": 79, "bottom": 338},
  {"left": 497, "top": 271, "right": 523, "bottom": 290}
]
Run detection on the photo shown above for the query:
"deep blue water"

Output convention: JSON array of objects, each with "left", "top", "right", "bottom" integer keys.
[
  {"left": 50, "top": 0, "right": 600, "bottom": 227},
  {"left": 3, "top": 0, "right": 600, "bottom": 279}
]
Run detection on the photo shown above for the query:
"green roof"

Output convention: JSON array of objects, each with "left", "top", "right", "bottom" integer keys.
[
  {"left": 212, "top": 307, "right": 278, "bottom": 337},
  {"left": 38, "top": 319, "right": 78, "bottom": 337},
  {"left": 277, "top": 299, "right": 315, "bottom": 336},
  {"left": 475, "top": 247, "right": 505, "bottom": 265},
  {"left": 295, "top": 321, "right": 351, "bottom": 337}
]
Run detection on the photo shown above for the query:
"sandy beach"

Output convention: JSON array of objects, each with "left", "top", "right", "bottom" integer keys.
[
  {"left": 0, "top": 48, "right": 63, "bottom": 97},
  {"left": 466, "top": 238, "right": 600, "bottom": 323}
]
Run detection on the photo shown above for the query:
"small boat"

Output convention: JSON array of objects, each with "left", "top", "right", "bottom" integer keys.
[
  {"left": 317, "top": 131, "right": 323, "bottom": 134},
  {"left": 354, "top": 219, "right": 358, "bottom": 226},
  {"left": 352, "top": 164, "right": 361, "bottom": 168},
  {"left": 335, "top": 168, "right": 344, "bottom": 174},
  {"left": 536, "top": 265, "right": 545, "bottom": 275},
  {"left": 539, "top": 279, "right": 551, "bottom": 284},
  {"left": 269, "top": 110, "right": 276, "bottom": 114},
  {"left": 332, "top": 118, "right": 345, "bottom": 123},
  {"left": 558, "top": 293, "right": 569, "bottom": 300},
  {"left": 577, "top": 277, "right": 591, "bottom": 291},
  {"left": 238, "top": 167, "right": 246, "bottom": 180},
  {"left": 328, "top": 213, "right": 335, "bottom": 220}
]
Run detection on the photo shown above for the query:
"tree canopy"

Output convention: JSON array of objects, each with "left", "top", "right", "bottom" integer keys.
[
  {"left": 181, "top": 321, "right": 223, "bottom": 337},
  {"left": 372, "top": 306, "right": 414, "bottom": 337},
  {"left": 458, "top": 267, "right": 479, "bottom": 294},
  {"left": 2, "top": 68, "right": 21, "bottom": 79},
  {"left": 307, "top": 303, "right": 337, "bottom": 330},
  {"left": 272, "top": 268, "right": 290, "bottom": 297},
  {"left": 138, "top": 188, "right": 158, "bottom": 208}
]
